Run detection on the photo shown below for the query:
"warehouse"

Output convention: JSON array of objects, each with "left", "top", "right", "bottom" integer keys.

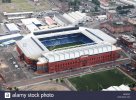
[
  {"left": 53, "top": 14, "right": 72, "bottom": 26},
  {"left": 21, "top": 18, "right": 43, "bottom": 32},
  {"left": 53, "top": 11, "right": 88, "bottom": 26},
  {"left": 5, "top": 23, "right": 20, "bottom": 33},
  {"left": 63, "top": 13, "right": 77, "bottom": 24},
  {"left": 3, "top": 11, "right": 33, "bottom": 20},
  {"left": 0, "top": 33, "right": 23, "bottom": 43},
  {"left": 44, "top": 16, "right": 57, "bottom": 26},
  {"left": 16, "top": 26, "right": 120, "bottom": 74},
  {"left": 63, "top": 11, "right": 88, "bottom": 25}
]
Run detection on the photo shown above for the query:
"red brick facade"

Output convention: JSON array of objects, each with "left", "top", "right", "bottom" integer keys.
[
  {"left": 120, "top": 37, "right": 134, "bottom": 48},
  {"left": 16, "top": 45, "right": 120, "bottom": 73},
  {"left": 48, "top": 51, "right": 120, "bottom": 73},
  {"left": 100, "top": 22, "right": 134, "bottom": 33}
]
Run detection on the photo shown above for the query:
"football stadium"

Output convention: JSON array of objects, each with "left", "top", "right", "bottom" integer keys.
[
  {"left": 39, "top": 33, "right": 95, "bottom": 50},
  {"left": 16, "top": 26, "right": 121, "bottom": 73}
]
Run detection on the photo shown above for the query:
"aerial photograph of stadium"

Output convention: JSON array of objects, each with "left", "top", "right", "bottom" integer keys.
[{"left": 0, "top": 0, "right": 136, "bottom": 96}]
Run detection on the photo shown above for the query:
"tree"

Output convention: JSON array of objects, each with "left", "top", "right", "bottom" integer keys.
[
  {"left": 68, "top": 0, "right": 80, "bottom": 7},
  {"left": 14, "top": 87, "right": 19, "bottom": 91},
  {"left": 56, "top": 79, "right": 59, "bottom": 83},
  {"left": 60, "top": 78, "right": 64, "bottom": 83},
  {"left": 94, "top": 6, "right": 98, "bottom": 12},
  {"left": 92, "top": 0, "right": 100, "bottom": 6},
  {"left": 2, "top": 0, "right": 11, "bottom": 3},
  {"left": 82, "top": 9, "right": 85, "bottom": 13},
  {"left": 7, "top": 87, "right": 12, "bottom": 91},
  {"left": 49, "top": 78, "right": 53, "bottom": 81}
]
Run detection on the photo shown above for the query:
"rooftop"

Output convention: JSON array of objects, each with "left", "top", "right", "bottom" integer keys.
[
  {"left": 54, "top": 14, "right": 72, "bottom": 25},
  {"left": 42, "top": 43, "right": 119, "bottom": 63},
  {"left": 16, "top": 27, "right": 117, "bottom": 60},
  {"left": 5, "top": 23, "right": 20, "bottom": 32},
  {"left": 107, "top": 21, "right": 132, "bottom": 26},
  {"left": 44, "top": 16, "right": 56, "bottom": 25},
  {"left": 121, "top": 35, "right": 136, "bottom": 43},
  {"left": 102, "top": 84, "right": 130, "bottom": 91}
]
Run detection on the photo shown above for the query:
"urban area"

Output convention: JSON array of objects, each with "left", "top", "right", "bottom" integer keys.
[{"left": 0, "top": 0, "right": 136, "bottom": 91}]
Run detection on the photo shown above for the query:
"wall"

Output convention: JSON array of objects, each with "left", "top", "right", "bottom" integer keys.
[
  {"left": 100, "top": 23, "right": 134, "bottom": 33},
  {"left": 16, "top": 45, "right": 37, "bottom": 66},
  {"left": 48, "top": 50, "right": 120, "bottom": 73},
  {"left": 16, "top": 45, "right": 120, "bottom": 73},
  {"left": 120, "top": 37, "right": 133, "bottom": 48}
]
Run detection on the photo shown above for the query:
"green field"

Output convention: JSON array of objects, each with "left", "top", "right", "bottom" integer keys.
[
  {"left": 0, "top": 0, "right": 55, "bottom": 12},
  {"left": 47, "top": 42, "right": 84, "bottom": 50},
  {"left": 68, "top": 69, "right": 135, "bottom": 91}
]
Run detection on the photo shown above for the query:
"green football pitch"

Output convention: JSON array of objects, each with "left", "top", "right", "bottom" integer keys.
[
  {"left": 68, "top": 69, "right": 135, "bottom": 91},
  {"left": 47, "top": 42, "right": 84, "bottom": 50}
]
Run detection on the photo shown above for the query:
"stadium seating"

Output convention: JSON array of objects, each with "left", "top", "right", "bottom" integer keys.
[{"left": 40, "top": 33, "right": 94, "bottom": 47}]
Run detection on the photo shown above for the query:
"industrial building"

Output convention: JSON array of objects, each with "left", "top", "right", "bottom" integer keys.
[
  {"left": 54, "top": 11, "right": 88, "bottom": 26},
  {"left": 5, "top": 23, "right": 20, "bottom": 33},
  {"left": 100, "top": 21, "right": 134, "bottom": 33},
  {"left": 21, "top": 18, "right": 42, "bottom": 32},
  {"left": 21, "top": 17, "right": 59, "bottom": 32},
  {"left": 16, "top": 26, "right": 121, "bottom": 74},
  {"left": 3, "top": 11, "right": 33, "bottom": 20},
  {"left": 53, "top": 14, "right": 72, "bottom": 26},
  {"left": 44, "top": 16, "right": 57, "bottom": 26},
  {"left": 0, "top": 33, "right": 23, "bottom": 43}
]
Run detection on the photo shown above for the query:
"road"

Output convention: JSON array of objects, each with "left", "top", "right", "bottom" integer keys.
[
  {"left": 117, "top": 67, "right": 136, "bottom": 82},
  {"left": 5, "top": 57, "right": 130, "bottom": 88},
  {"left": 6, "top": 66, "right": 114, "bottom": 88}
]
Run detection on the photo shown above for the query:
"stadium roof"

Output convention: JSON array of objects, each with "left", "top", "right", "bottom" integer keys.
[
  {"left": 87, "top": 29, "right": 117, "bottom": 44},
  {"left": 16, "top": 37, "right": 49, "bottom": 60},
  {"left": 42, "top": 44, "right": 120, "bottom": 63},
  {"left": 33, "top": 26, "right": 79, "bottom": 35},
  {"left": 35, "top": 27, "right": 117, "bottom": 44},
  {"left": 16, "top": 26, "right": 118, "bottom": 60}
]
